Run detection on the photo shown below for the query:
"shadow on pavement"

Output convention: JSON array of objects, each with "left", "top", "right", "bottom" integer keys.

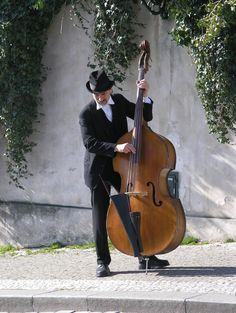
[
  {"left": 111, "top": 267, "right": 236, "bottom": 277},
  {"left": 156, "top": 266, "right": 236, "bottom": 277}
]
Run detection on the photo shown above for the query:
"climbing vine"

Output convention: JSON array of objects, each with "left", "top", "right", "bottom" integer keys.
[
  {"left": 0, "top": 0, "right": 67, "bottom": 188},
  {"left": 162, "top": 0, "right": 236, "bottom": 143},
  {"left": 71, "top": 0, "right": 140, "bottom": 82},
  {"left": 0, "top": 0, "right": 236, "bottom": 188}
]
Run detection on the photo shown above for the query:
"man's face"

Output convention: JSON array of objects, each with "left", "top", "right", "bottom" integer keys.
[{"left": 93, "top": 89, "right": 112, "bottom": 105}]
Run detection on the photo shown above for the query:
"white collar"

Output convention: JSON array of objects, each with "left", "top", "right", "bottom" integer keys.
[{"left": 96, "top": 96, "right": 114, "bottom": 110}]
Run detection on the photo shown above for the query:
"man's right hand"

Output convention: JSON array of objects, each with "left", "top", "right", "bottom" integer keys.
[{"left": 115, "top": 143, "right": 136, "bottom": 154}]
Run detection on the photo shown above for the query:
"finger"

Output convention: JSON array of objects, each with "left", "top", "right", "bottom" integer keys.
[
  {"left": 128, "top": 144, "right": 136, "bottom": 154},
  {"left": 137, "top": 82, "right": 146, "bottom": 89}
]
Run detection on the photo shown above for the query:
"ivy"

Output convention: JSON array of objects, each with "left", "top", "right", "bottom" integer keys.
[
  {"left": 165, "top": 0, "right": 236, "bottom": 143},
  {"left": 0, "top": 0, "right": 66, "bottom": 188},
  {"left": 71, "top": 0, "right": 140, "bottom": 82}
]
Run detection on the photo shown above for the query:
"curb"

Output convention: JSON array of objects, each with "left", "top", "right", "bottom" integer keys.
[{"left": 0, "top": 290, "right": 235, "bottom": 313}]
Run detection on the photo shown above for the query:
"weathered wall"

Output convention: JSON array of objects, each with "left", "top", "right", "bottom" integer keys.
[
  {"left": 0, "top": 4, "right": 235, "bottom": 246},
  {"left": 0, "top": 202, "right": 92, "bottom": 248}
]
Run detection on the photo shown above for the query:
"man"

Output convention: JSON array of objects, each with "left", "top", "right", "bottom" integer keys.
[{"left": 79, "top": 69, "right": 169, "bottom": 277}]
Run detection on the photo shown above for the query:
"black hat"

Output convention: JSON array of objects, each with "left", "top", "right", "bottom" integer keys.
[{"left": 86, "top": 70, "right": 114, "bottom": 93}]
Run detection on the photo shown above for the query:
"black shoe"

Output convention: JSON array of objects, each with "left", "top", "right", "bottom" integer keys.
[
  {"left": 138, "top": 256, "right": 170, "bottom": 270},
  {"left": 96, "top": 264, "right": 111, "bottom": 277}
]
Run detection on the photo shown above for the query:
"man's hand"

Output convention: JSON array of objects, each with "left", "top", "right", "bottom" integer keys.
[
  {"left": 136, "top": 79, "right": 149, "bottom": 97},
  {"left": 115, "top": 143, "right": 136, "bottom": 154}
]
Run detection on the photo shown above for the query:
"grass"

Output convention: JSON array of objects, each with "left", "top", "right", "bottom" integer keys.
[
  {"left": 66, "top": 242, "right": 96, "bottom": 250},
  {"left": 224, "top": 238, "right": 235, "bottom": 243},
  {"left": 0, "top": 245, "right": 17, "bottom": 256},
  {"left": 181, "top": 236, "right": 210, "bottom": 245},
  {"left": 181, "top": 236, "right": 199, "bottom": 245},
  {"left": 25, "top": 241, "right": 98, "bottom": 255},
  {"left": 182, "top": 236, "right": 236, "bottom": 245},
  {"left": 67, "top": 240, "right": 114, "bottom": 250},
  {"left": 0, "top": 241, "right": 96, "bottom": 257},
  {"left": 25, "top": 242, "right": 65, "bottom": 255},
  {"left": 0, "top": 237, "right": 234, "bottom": 256}
]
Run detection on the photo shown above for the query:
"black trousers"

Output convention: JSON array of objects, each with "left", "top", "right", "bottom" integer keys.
[
  {"left": 90, "top": 161, "right": 156, "bottom": 266},
  {"left": 90, "top": 162, "right": 121, "bottom": 265}
]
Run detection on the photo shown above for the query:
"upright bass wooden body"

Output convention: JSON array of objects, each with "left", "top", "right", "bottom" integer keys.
[{"left": 106, "top": 40, "right": 186, "bottom": 257}]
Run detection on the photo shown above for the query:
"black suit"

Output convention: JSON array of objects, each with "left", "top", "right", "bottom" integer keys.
[{"left": 79, "top": 93, "right": 153, "bottom": 264}]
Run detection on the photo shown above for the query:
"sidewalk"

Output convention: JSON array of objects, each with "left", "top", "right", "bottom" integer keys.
[{"left": 0, "top": 242, "right": 235, "bottom": 313}]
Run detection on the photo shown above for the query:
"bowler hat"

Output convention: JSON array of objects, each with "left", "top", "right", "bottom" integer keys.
[{"left": 86, "top": 70, "right": 114, "bottom": 93}]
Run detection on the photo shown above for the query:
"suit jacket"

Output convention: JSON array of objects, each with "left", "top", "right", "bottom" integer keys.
[{"left": 79, "top": 93, "right": 153, "bottom": 189}]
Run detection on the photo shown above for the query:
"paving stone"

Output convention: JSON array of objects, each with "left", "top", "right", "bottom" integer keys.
[{"left": 0, "top": 243, "right": 235, "bottom": 313}]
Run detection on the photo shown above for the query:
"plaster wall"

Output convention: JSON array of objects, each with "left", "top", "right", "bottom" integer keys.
[{"left": 0, "top": 4, "right": 235, "bottom": 245}]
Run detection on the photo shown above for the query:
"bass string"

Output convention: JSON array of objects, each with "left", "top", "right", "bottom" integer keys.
[
  {"left": 126, "top": 143, "right": 135, "bottom": 192},
  {"left": 126, "top": 73, "right": 144, "bottom": 193}
]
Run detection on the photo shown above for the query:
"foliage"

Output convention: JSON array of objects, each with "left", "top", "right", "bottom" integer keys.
[
  {"left": 25, "top": 241, "right": 64, "bottom": 255},
  {"left": 0, "top": 240, "right": 115, "bottom": 256},
  {"left": 71, "top": 0, "right": 140, "bottom": 82},
  {"left": 0, "top": 241, "right": 109, "bottom": 256},
  {"left": 0, "top": 0, "right": 66, "bottom": 188},
  {"left": 0, "top": 244, "right": 17, "bottom": 256},
  {"left": 181, "top": 235, "right": 199, "bottom": 245},
  {"left": 224, "top": 238, "right": 235, "bottom": 243},
  {"left": 66, "top": 242, "right": 96, "bottom": 250},
  {"left": 165, "top": 0, "right": 236, "bottom": 143},
  {"left": 181, "top": 235, "right": 209, "bottom": 245}
]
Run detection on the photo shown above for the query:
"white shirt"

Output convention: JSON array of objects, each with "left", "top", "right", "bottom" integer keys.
[
  {"left": 95, "top": 96, "right": 152, "bottom": 122},
  {"left": 96, "top": 96, "right": 114, "bottom": 122}
]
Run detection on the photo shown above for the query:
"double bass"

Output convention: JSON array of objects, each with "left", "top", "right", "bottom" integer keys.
[{"left": 106, "top": 40, "right": 186, "bottom": 257}]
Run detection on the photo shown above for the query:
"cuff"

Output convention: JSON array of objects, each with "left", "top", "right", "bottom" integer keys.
[{"left": 143, "top": 96, "right": 152, "bottom": 104}]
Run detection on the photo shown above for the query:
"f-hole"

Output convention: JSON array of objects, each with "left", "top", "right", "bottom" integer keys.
[{"left": 147, "top": 181, "right": 162, "bottom": 207}]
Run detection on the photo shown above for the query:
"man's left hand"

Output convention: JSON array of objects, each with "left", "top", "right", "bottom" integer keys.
[{"left": 136, "top": 79, "right": 149, "bottom": 97}]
